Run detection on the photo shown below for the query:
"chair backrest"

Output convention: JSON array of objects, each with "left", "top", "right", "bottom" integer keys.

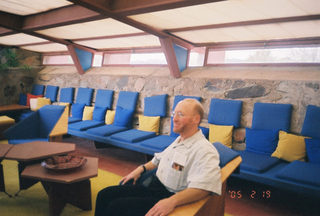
[
  {"left": 116, "top": 91, "right": 139, "bottom": 110},
  {"left": 252, "top": 102, "right": 292, "bottom": 131},
  {"left": 75, "top": 87, "right": 94, "bottom": 105},
  {"left": 170, "top": 95, "right": 201, "bottom": 137},
  {"left": 59, "top": 87, "right": 75, "bottom": 103},
  {"left": 45, "top": 85, "right": 59, "bottom": 102},
  {"left": 208, "top": 98, "right": 243, "bottom": 128},
  {"left": 301, "top": 105, "right": 320, "bottom": 139},
  {"left": 31, "top": 84, "right": 45, "bottom": 95},
  {"left": 94, "top": 89, "right": 114, "bottom": 109},
  {"left": 144, "top": 94, "right": 168, "bottom": 117}
]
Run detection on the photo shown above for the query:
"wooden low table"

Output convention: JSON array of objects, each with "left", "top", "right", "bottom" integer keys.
[
  {"left": 22, "top": 157, "right": 98, "bottom": 216},
  {"left": 0, "top": 104, "right": 29, "bottom": 113},
  {"left": 5, "top": 141, "right": 76, "bottom": 192}
]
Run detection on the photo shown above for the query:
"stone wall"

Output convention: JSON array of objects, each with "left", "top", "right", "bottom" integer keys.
[{"left": 35, "top": 65, "right": 320, "bottom": 149}]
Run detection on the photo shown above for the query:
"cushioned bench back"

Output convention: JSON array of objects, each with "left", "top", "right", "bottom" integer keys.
[
  {"left": 144, "top": 94, "right": 168, "bottom": 117},
  {"left": 208, "top": 98, "right": 243, "bottom": 127},
  {"left": 170, "top": 95, "right": 201, "bottom": 137},
  {"left": 45, "top": 85, "right": 59, "bottom": 102},
  {"left": 59, "top": 87, "right": 75, "bottom": 103},
  {"left": 31, "top": 84, "right": 45, "bottom": 95},
  {"left": 94, "top": 89, "right": 114, "bottom": 109},
  {"left": 116, "top": 91, "right": 139, "bottom": 110},
  {"left": 252, "top": 102, "right": 292, "bottom": 131},
  {"left": 75, "top": 87, "right": 94, "bottom": 105},
  {"left": 301, "top": 105, "right": 320, "bottom": 139}
]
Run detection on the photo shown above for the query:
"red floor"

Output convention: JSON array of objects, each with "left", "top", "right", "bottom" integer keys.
[{"left": 65, "top": 136, "right": 320, "bottom": 216}]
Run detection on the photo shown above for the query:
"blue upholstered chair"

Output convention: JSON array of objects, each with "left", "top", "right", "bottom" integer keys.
[
  {"left": 4, "top": 105, "right": 68, "bottom": 144},
  {"left": 44, "top": 85, "right": 59, "bottom": 103},
  {"left": 237, "top": 102, "right": 293, "bottom": 174},
  {"left": 109, "top": 94, "right": 168, "bottom": 145},
  {"left": 68, "top": 89, "right": 114, "bottom": 132},
  {"left": 59, "top": 87, "right": 75, "bottom": 103},
  {"left": 138, "top": 95, "right": 201, "bottom": 154},
  {"left": 68, "top": 87, "right": 94, "bottom": 124},
  {"left": 85, "top": 91, "right": 139, "bottom": 142}
]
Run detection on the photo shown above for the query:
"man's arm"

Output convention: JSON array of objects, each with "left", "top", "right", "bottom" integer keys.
[
  {"left": 146, "top": 188, "right": 210, "bottom": 216},
  {"left": 120, "top": 161, "right": 157, "bottom": 185}
]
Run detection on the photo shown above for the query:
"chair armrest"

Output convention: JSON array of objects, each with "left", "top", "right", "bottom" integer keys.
[
  {"left": 49, "top": 106, "right": 69, "bottom": 139},
  {"left": 169, "top": 156, "right": 242, "bottom": 216}
]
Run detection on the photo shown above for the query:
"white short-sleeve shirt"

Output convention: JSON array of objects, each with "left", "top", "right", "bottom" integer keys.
[{"left": 152, "top": 130, "right": 221, "bottom": 195}]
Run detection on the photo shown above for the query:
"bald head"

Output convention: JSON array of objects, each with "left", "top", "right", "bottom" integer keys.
[{"left": 178, "top": 98, "right": 204, "bottom": 125}]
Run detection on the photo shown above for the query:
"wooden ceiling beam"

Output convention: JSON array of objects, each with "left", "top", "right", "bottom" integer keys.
[
  {"left": 160, "top": 37, "right": 181, "bottom": 78},
  {"left": 111, "top": 0, "right": 225, "bottom": 16}
]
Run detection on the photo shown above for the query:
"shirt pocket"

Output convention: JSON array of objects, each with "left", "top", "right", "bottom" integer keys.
[{"left": 164, "top": 167, "right": 185, "bottom": 191}]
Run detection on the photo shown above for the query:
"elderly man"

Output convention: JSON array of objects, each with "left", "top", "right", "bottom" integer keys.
[{"left": 95, "top": 98, "right": 221, "bottom": 216}]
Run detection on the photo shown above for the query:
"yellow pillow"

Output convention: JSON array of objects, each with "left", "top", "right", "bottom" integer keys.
[
  {"left": 271, "top": 131, "right": 307, "bottom": 162},
  {"left": 36, "top": 98, "right": 51, "bottom": 109},
  {"left": 82, "top": 106, "right": 94, "bottom": 120},
  {"left": 209, "top": 124, "right": 234, "bottom": 148},
  {"left": 138, "top": 115, "right": 160, "bottom": 134},
  {"left": 105, "top": 110, "right": 115, "bottom": 124}
]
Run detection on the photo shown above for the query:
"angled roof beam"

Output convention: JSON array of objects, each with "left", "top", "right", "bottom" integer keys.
[
  {"left": 111, "top": 0, "right": 225, "bottom": 16},
  {"left": 160, "top": 38, "right": 182, "bottom": 78},
  {"left": 0, "top": 11, "right": 23, "bottom": 30},
  {"left": 23, "top": 5, "right": 104, "bottom": 31}
]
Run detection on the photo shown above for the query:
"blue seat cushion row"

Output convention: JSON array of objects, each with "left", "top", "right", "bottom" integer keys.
[
  {"left": 86, "top": 125, "right": 127, "bottom": 136},
  {"left": 60, "top": 87, "right": 74, "bottom": 103},
  {"left": 68, "top": 120, "right": 104, "bottom": 131},
  {"left": 9, "top": 138, "right": 49, "bottom": 144},
  {"left": 113, "top": 106, "right": 134, "bottom": 127},
  {"left": 301, "top": 105, "right": 320, "bottom": 139},
  {"left": 94, "top": 89, "right": 114, "bottom": 109},
  {"left": 31, "top": 84, "right": 45, "bottom": 95},
  {"left": 245, "top": 128, "right": 279, "bottom": 156},
  {"left": 117, "top": 91, "right": 139, "bottom": 111},
  {"left": 110, "top": 129, "right": 156, "bottom": 143},
  {"left": 68, "top": 117, "right": 82, "bottom": 124},
  {"left": 213, "top": 142, "right": 240, "bottom": 168},
  {"left": 252, "top": 102, "right": 292, "bottom": 131},
  {"left": 276, "top": 160, "right": 320, "bottom": 187},
  {"left": 140, "top": 135, "right": 177, "bottom": 152},
  {"left": 92, "top": 106, "right": 108, "bottom": 121},
  {"left": 208, "top": 98, "right": 243, "bottom": 128},
  {"left": 239, "top": 151, "right": 281, "bottom": 173},
  {"left": 45, "top": 85, "right": 59, "bottom": 102},
  {"left": 71, "top": 103, "right": 85, "bottom": 119},
  {"left": 76, "top": 87, "right": 94, "bottom": 105},
  {"left": 305, "top": 138, "right": 320, "bottom": 164}
]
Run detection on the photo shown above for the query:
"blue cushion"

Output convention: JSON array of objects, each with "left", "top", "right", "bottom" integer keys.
[
  {"left": 276, "top": 160, "right": 320, "bottom": 187},
  {"left": 45, "top": 85, "right": 59, "bottom": 102},
  {"left": 245, "top": 128, "right": 279, "bottom": 156},
  {"left": 31, "top": 84, "right": 45, "bottom": 95},
  {"left": 86, "top": 124, "right": 127, "bottom": 136},
  {"left": 110, "top": 129, "right": 156, "bottom": 143},
  {"left": 18, "top": 93, "right": 27, "bottom": 105},
  {"left": 239, "top": 151, "right": 281, "bottom": 173},
  {"left": 9, "top": 138, "right": 49, "bottom": 144},
  {"left": 208, "top": 98, "right": 242, "bottom": 127},
  {"left": 305, "top": 138, "right": 320, "bottom": 164},
  {"left": 60, "top": 87, "right": 74, "bottom": 103},
  {"left": 144, "top": 94, "right": 168, "bottom": 117},
  {"left": 68, "top": 120, "right": 104, "bottom": 131},
  {"left": 199, "top": 126, "right": 209, "bottom": 139},
  {"left": 93, "top": 106, "right": 107, "bottom": 121},
  {"left": 113, "top": 106, "right": 134, "bottom": 127},
  {"left": 68, "top": 117, "right": 82, "bottom": 124},
  {"left": 252, "top": 102, "right": 292, "bottom": 131},
  {"left": 213, "top": 142, "right": 239, "bottom": 167},
  {"left": 301, "top": 105, "right": 320, "bottom": 139},
  {"left": 95, "top": 89, "right": 114, "bottom": 109},
  {"left": 76, "top": 87, "right": 93, "bottom": 105},
  {"left": 71, "top": 103, "right": 85, "bottom": 119},
  {"left": 140, "top": 135, "right": 176, "bottom": 151},
  {"left": 116, "top": 91, "right": 139, "bottom": 110}
]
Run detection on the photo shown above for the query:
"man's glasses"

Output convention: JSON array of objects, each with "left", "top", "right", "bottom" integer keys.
[{"left": 171, "top": 111, "right": 185, "bottom": 118}]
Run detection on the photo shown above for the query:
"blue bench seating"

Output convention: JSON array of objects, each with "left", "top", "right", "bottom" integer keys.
[
  {"left": 68, "top": 89, "right": 114, "bottom": 133},
  {"left": 44, "top": 85, "right": 59, "bottom": 103},
  {"left": 233, "top": 103, "right": 320, "bottom": 198},
  {"left": 59, "top": 87, "right": 75, "bottom": 104},
  {"left": 4, "top": 105, "right": 68, "bottom": 144},
  {"left": 76, "top": 91, "right": 139, "bottom": 142},
  {"left": 68, "top": 87, "right": 94, "bottom": 124}
]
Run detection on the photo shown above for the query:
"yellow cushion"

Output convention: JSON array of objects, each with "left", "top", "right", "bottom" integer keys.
[
  {"left": 272, "top": 131, "right": 307, "bottom": 162},
  {"left": 82, "top": 106, "right": 94, "bottom": 120},
  {"left": 105, "top": 110, "right": 115, "bottom": 124},
  {"left": 58, "top": 102, "right": 70, "bottom": 107},
  {"left": 138, "top": 115, "right": 160, "bottom": 134},
  {"left": 36, "top": 97, "right": 51, "bottom": 110},
  {"left": 209, "top": 124, "right": 234, "bottom": 148},
  {"left": 0, "top": 116, "right": 15, "bottom": 125}
]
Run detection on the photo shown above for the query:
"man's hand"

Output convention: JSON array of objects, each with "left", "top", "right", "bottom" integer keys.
[
  {"left": 145, "top": 198, "right": 176, "bottom": 216},
  {"left": 120, "top": 166, "right": 144, "bottom": 185}
]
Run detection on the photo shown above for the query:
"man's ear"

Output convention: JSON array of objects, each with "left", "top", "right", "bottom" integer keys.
[{"left": 193, "top": 114, "right": 201, "bottom": 125}]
